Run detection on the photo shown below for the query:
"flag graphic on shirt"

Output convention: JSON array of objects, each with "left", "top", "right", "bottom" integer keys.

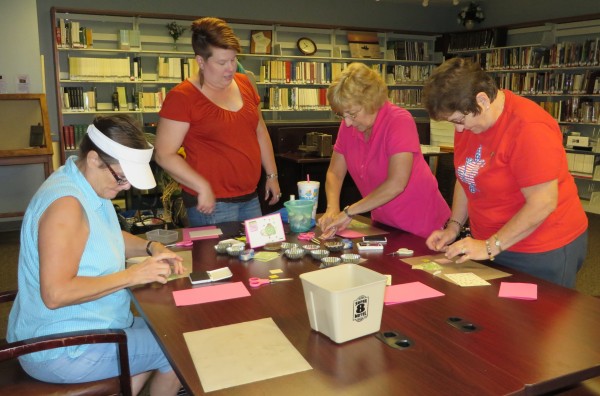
[{"left": 457, "top": 145, "right": 485, "bottom": 193}]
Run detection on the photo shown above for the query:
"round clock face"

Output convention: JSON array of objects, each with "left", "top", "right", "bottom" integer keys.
[{"left": 297, "top": 37, "right": 317, "bottom": 55}]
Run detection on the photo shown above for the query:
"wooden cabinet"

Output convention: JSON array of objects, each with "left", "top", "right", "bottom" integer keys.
[{"left": 0, "top": 93, "right": 54, "bottom": 218}]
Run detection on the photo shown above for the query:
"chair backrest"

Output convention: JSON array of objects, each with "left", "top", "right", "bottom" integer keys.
[{"left": 0, "top": 290, "right": 132, "bottom": 396}]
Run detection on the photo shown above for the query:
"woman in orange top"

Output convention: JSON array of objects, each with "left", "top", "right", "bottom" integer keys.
[{"left": 155, "top": 17, "right": 280, "bottom": 226}]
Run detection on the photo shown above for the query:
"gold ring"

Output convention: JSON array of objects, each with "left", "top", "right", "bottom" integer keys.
[{"left": 461, "top": 247, "right": 466, "bottom": 254}]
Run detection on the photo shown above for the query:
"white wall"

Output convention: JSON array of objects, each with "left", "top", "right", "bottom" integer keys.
[
  {"left": 0, "top": 0, "right": 45, "bottom": 227},
  {"left": 0, "top": 0, "right": 43, "bottom": 93}
]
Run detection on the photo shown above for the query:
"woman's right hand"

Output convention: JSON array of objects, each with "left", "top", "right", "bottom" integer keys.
[
  {"left": 425, "top": 229, "right": 458, "bottom": 252},
  {"left": 127, "top": 252, "right": 181, "bottom": 285},
  {"left": 196, "top": 184, "right": 216, "bottom": 214}
]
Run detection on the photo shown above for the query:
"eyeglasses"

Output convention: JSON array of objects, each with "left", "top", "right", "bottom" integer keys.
[
  {"left": 100, "top": 158, "right": 128, "bottom": 185},
  {"left": 448, "top": 113, "right": 469, "bottom": 125},
  {"left": 334, "top": 108, "right": 361, "bottom": 120}
]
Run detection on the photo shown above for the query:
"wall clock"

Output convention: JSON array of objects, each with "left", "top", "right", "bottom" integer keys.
[{"left": 297, "top": 37, "right": 317, "bottom": 56}]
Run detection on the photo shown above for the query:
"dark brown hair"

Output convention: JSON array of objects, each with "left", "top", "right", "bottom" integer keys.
[
  {"left": 78, "top": 114, "right": 149, "bottom": 165},
  {"left": 423, "top": 57, "right": 498, "bottom": 120},
  {"left": 191, "top": 17, "right": 241, "bottom": 59}
]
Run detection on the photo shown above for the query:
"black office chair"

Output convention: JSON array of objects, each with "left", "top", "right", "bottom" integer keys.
[{"left": 0, "top": 289, "right": 132, "bottom": 396}]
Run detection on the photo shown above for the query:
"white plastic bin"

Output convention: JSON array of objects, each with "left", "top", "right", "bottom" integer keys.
[{"left": 300, "top": 264, "right": 387, "bottom": 343}]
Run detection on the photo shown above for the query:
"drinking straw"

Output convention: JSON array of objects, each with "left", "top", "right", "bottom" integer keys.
[{"left": 307, "top": 174, "right": 310, "bottom": 182}]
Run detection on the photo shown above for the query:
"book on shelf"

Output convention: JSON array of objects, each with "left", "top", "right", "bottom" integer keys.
[
  {"left": 119, "top": 29, "right": 130, "bottom": 50},
  {"left": 116, "top": 86, "right": 127, "bottom": 110}
]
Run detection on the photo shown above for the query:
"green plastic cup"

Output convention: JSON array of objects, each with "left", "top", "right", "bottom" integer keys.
[{"left": 284, "top": 200, "right": 314, "bottom": 233}]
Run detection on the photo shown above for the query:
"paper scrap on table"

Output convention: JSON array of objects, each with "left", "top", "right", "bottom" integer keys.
[
  {"left": 445, "top": 272, "right": 491, "bottom": 287},
  {"left": 270, "top": 269, "right": 283, "bottom": 274},
  {"left": 254, "top": 251, "right": 280, "bottom": 262},
  {"left": 336, "top": 229, "right": 366, "bottom": 238},
  {"left": 183, "top": 317, "right": 312, "bottom": 392},
  {"left": 173, "top": 282, "right": 250, "bottom": 306},
  {"left": 499, "top": 282, "right": 537, "bottom": 300},
  {"left": 333, "top": 219, "right": 389, "bottom": 237},
  {"left": 401, "top": 254, "right": 512, "bottom": 282},
  {"left": 182, "top": 225, "right": 221, "bottom": 242},
  {"left": 384, "top": 281, "right": 444, "bottom": 305},
  {"left": 412, "top": 262, "right": 443, "bottom": 271}
]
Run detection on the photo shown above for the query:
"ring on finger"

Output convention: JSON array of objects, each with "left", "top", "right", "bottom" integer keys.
[{"left": 460, "top": 247, "right": 466, "bottom": 254}]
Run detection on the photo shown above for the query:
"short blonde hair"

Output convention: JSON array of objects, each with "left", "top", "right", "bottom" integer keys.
[{"left": 327, "top": 62, "right": 388, "bottom": 114}]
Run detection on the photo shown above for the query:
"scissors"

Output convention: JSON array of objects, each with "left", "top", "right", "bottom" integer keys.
[
  {"left": 249, "top": 277, "right": 293, "bottom": 288},
  {"left": 298, "top": 232, "right": 316, "bottom": 241}
]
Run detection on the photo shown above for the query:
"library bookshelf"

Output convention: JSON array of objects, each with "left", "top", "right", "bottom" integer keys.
[
  {"left": 446, "top": 18, "right": 600, "bottom": 213},
  {"left": 51, "top": 8, "right": 439, "bottom": 164}
]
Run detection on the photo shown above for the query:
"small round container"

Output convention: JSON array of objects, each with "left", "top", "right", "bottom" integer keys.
[
  {"left": 301, "top": 244, "right": 321, "bottom": 251},
  {"left": 310, "top": 249, "right": 330, "bottom": 260},
  {"left": 341, "top": 253, "right": 361, "bottom": 264},
  {"left": 226, "top": 245, "right": 244, "bottom": 257},
  {"left": 320, "top": 256, "right": 342, "bottom": 268},
  {"left": 284, "top": 247, "right": 305, "bottom": 260},
  {"left": 281, "top": 242, "right": 299, "bottom": 250},
  {"left": 324, "top": 241, "right": 344, "bottom": 252},
  {"left": 214, "top": 242, "right": 232, "bottom": 254}
]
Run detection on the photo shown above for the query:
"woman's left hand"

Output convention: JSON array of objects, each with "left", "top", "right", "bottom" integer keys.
[
  {"left": 445, "top": 237, "right": 488, "bottom": 263},
  {"left": 148, "top": 245, "right": 185, "bottom": 274},
  {"left": 319, "top": 210, "right": 352, "bottom": 239},
  {"left": 265, "top": 178, "right": 282, "bottom": 205}
]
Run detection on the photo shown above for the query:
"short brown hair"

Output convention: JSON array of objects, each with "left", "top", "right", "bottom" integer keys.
[
  {"left": 423, "top": 57, "right": 498, "bottom": 120},
  {"left": 327, "top": 62, "right": 388, "bottom": 114},
  {"left": 191, "top": 17, "right": 241, "bottom": 59}
]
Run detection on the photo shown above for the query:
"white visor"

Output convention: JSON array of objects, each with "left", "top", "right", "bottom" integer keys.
[{"left": 87, "top": 124, "right": 156, "bottom": 189}]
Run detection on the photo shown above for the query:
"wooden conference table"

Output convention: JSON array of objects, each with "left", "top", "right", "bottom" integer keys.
[{"left": 131, "top": 219, "right": 600, "bottom": 395}]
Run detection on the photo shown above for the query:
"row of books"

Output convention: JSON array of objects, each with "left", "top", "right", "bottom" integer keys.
[
  {"left": 388, "top": 89, "right": 423, "bottom": 108},
  {"left": 62, "top": 86, "right": 96, "bottom": 111},
  {"left": 56, "top": 19, "right": 93, "bottom": 49},
  {"left": 385, "top": 65, "right": 433, "bottom": 84},
  {"left": 387, "top": 40, "right": 430, "bottom": 61},
  {"left": 470, "top": 40, "right": 600, "bottom": 70},
  {"left": 61, "top": 124, "right": 87, "bottom": 150},
  {"left": 493, "top": 70, "right": 600, "bottom": 95},
  {"left": 263, "top": 87, "right": 328, "bottom": 111},
  {"left": 446, "top": 29, "right": 508, "bottom": 52},
  {"left": 157, "top": 57, "right": 199, "bottom": 81},
  {"left": 539, "top": 98, "right": 600, "bottom": 124},
  {"left": 258, "top": 61, "right": 350, "bottom": 85},
  {"left": 566, "top": 152, "right": 599, "bottom": 179},
  {"left": 68, "top": 57, "right": 132, "bottom": 79}
]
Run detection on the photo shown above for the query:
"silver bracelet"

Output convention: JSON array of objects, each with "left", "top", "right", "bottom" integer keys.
[{"left": 265, "top": 173, "right": 278, "bottom": 179}]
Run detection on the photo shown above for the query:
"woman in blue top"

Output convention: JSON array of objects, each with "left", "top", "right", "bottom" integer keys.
[{"left": 8, "top": 115, "right": 184, "bottom": 395}]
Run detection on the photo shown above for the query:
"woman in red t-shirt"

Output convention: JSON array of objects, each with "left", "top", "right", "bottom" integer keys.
[{"left": 423, "top": 58, "right": 587, "bottom": 288}]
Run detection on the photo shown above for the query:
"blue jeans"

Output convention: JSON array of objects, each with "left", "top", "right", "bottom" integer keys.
[
  {"left": 186, "top": 197, "right": 262, "bottom": 226},
  {"left": 494, "top": 230, "right": 587, "bottom": 288},
  {"left": 19, "top": 317, "right": 173, "bottom": 383}
]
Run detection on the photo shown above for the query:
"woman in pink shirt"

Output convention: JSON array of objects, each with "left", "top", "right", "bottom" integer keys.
[{"left": 318, "top": 63, "right": 450, "bottom": 239}]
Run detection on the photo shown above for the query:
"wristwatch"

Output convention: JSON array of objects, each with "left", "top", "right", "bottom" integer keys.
[{"left": 343, "top": 205, "right": 353, "bottom": 218}]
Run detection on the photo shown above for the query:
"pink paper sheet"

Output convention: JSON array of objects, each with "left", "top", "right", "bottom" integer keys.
[
  {"left": 498, "top": 282, "right": 537, "bottom": 300},
  {"left": 384, "top": 281, "right": 444, "bottom": 305},
  {"left": 182, "top": 225, "right": 219, "bottom": 242},
  {"left": 173, "top": 282, "right": 250, "bottom": 306},
  {"left": 336, "top": 229, "right": 366, "bottom": 238}
]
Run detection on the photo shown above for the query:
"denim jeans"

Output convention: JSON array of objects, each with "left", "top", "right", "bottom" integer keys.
[{"left": 186, "top": 196, "right": 262, "bottom": 226}]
